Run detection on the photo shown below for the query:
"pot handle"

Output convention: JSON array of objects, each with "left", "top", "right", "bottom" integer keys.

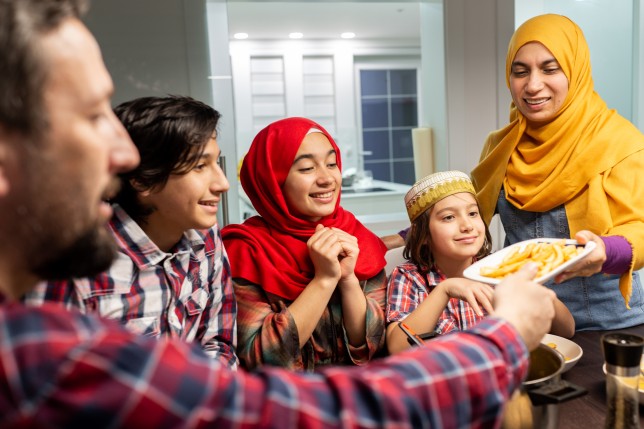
[{"left": 527, "top": 380, "right": 588, "bottom": 406}]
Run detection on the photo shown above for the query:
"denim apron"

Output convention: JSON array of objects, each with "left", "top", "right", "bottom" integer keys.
[{"left": 497, "top": 188, "right": 644, "bottom": 330}]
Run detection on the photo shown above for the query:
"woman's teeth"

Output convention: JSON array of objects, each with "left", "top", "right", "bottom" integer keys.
[
  {"left": 525, "top": 98, "right": 548, "bottom": 105},
  {"left": 311, "top": 191, "right": 334, "bottom": 198}
]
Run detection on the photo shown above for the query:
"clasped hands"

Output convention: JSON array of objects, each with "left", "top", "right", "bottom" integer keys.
[{"left": 308, "top": 224, "right": 359, "bottom": 287}]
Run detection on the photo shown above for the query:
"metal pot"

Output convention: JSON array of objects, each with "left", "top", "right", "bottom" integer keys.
[{"left": 501, "top": 343, "right": 588, "bottom": 429}]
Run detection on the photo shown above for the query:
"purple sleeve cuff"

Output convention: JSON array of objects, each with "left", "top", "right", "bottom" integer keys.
[
  {"left": 601, "top": 236, "right": 632, "bottom": 274},
  {"left": 398, "top": 227, "right": 410, "bottom": 241}
]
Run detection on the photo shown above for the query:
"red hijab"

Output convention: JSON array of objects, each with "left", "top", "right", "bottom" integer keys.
[{"left": 222, "top": 117, "right": 387, "bottom": 300}]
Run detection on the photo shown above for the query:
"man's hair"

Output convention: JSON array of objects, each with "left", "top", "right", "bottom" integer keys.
[
  {"left": 403, "top": 204, "right": 493, "bottom": 274},
  {"left": 112, "top": 95, "right": 221, "bottom": 223},
  {"left": 0, "top": 0, "right": 87, "bottom": 136}
]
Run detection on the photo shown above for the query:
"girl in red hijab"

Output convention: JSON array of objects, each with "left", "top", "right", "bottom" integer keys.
[{"left": 222, "top": 117, "right": 388, "bottom": 371}]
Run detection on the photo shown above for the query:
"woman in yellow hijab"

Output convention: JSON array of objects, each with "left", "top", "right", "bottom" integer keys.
[{"left": 471, "top": 14, "right": 644, "bottom": 330}]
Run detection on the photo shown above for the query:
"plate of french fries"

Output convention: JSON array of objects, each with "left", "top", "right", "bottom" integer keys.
[{"left": 463, "top": 238, "right": 596, "bottom": 285}]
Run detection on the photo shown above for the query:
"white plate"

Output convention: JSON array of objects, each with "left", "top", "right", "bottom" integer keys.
[
  {"left": 601, "top": 354, "right": 644, "bottom": 404},
  {"left": 463, "top": 238, "right": 596, "bottom": 285},
  {"left": 541, "top": 334, "right": 583, "bottom": 373}
]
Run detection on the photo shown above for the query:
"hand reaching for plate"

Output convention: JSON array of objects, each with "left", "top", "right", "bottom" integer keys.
[{"left": 494, "top": 263, "right": 557, "bottom": 351}]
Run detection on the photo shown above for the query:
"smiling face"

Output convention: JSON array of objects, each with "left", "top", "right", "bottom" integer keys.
[
  {"left": 509, "top": 42, "right": 569, "bottom": 124},
  {"left": 282, "top": 132, "right": 341, "bottom": 222},
  {"left": 428, "top": 193, "right": 486, "bottom": 269},
  {"left": 3, "top": 18, "right": 139, "bottom": 290},
  {"left": 138, "top": 136, "right": 229, "bottom": 249}
]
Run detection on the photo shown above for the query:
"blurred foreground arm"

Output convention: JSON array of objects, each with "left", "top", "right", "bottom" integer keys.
[{"left": 1, "top": 294, "right": 532, "bottom": 428}]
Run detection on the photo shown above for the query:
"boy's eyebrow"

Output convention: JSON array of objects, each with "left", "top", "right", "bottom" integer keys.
[
  {"left": 292, "top": 149, "right": 336, "bottom": 164},
  {"left": 185, "top": 149, "right": 220, "bottom": 164}
]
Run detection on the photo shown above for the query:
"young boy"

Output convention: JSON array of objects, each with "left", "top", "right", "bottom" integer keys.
[{"left": 24, "top": 95, "right": 238, "bottom": 368}]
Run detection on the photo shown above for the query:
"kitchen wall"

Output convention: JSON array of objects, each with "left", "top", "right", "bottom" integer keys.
[
  {"left": 84, "top": 0, "right": 642, "bottom": 228},
  {"left": 85, "top": 0, "right": 211, "bottom": 106},
  {"left": 85, "top": 0, "right": 240, "bottom": 224}
]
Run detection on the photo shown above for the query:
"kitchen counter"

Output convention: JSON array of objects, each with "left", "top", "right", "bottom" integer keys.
[
  {"left": 341, "top": 180, "right": 409, "bottom": 236},
  {"left": 340, "top": 180, "right": 407, "bottom": 212}
]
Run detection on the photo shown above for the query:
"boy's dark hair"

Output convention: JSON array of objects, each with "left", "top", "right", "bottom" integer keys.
[
  {"left": 112, "top": 95, "right": 221, "bottom": 223},
  {"left": 403, "top": 204, "right": 493, "bottom": 274}
]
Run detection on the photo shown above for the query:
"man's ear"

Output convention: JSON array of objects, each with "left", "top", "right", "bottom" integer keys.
[
  {"left": 0, "top": 154, "right": 9, "bottom": 197},
  {"left": 0, "top": 127, "right": 13, "bottom": 197}
]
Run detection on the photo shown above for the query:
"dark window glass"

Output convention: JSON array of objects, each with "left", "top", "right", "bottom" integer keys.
[
  {"left": 364, "top": 161, "right": 391, "bottom": 182},
  {"left": 393, "top": 160, "right": 416, "bottom": 185},
  {"left": 360, "top": 70, "right": 388, "bottom": 96},
  {"left": 359, "top": 68, "right": 418, "bottom": 184},
  {"left": 361, "top": 98, "right": 389, "bottom": 128},
  {"left": 392, "top": 129, "right": 413, "bottom": 158},
  {"left": 362, "top": 130, "right": 390, "bottom": 160},
  {"left": 390, "top": 70, "right": 417, "bottom": 95},
  {"left": 391, "top": 96, "right": 418, "bottom": 127}
]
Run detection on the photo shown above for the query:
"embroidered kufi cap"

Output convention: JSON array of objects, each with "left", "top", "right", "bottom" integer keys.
[{"left": 404, "top": 171, "right": 476, "bottom": 222}]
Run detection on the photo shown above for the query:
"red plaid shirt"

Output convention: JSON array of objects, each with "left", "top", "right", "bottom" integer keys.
[
  {"left": 387, "top": 262, "right": 487, "bottom": 334},
  {"left": 0, "top": 293, "right": 528, "bottom": 428}
]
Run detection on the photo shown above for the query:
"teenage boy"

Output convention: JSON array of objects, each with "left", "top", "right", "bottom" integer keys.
[{"left": 24, "top": 95, "right": 238, "bottom": 368}]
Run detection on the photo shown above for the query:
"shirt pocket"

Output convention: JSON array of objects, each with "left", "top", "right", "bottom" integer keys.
[
  {"left": 124, "top": 316, "right": 161, "bottom": 337},
  {"left": 81, "top": 281, "right": 137, "bottom": 316}
]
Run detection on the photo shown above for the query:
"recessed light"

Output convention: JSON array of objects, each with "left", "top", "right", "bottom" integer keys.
[
  {"left": 289, "top": 32, "right": 304, "bottom": 39},
  {"left": 233, "top": 32, "right": 248, "bottom": 40},
  {"left": 341, "top": 32, "right": 356, "bottom": 39}
]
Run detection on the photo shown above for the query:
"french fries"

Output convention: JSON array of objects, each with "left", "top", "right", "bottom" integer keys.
[
  {"left": 480, "top": 240, "right": 586, "bottom": 280},
  {"left": 545, "top": 342, "right": 571, "bottom": 361}
]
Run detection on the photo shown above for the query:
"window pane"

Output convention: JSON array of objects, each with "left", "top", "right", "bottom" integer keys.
[
  {"left": 391, "top": 96, "right": 417, "bottom": 127},
  {"left": 392, "top": 129, "right": 413, "bottom": 158},
  {"left": 361, "top": 98, "right": 389, "bottom": 128},
  {"left": 358, "top": 67, "right": 418, "bottom": 185},
  {"left": 390, "top": 70, "right": 417, "bottom": 95},
  {"left": 364, "top": 160, "right": 391, "bottom": 182},
  {"left": 393, "top": 160, "right": 416, "bottom": 185},
  {"left": 360, "top": 70, "right": 388, "bottom": 96},
  {"left": 362, "top": 130, "right": 390, "bottom": 160}
]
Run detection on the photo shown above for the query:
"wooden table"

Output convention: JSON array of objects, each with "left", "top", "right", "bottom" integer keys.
[{"left": 557, "top": 324, "right": 644, "bottom": 428}]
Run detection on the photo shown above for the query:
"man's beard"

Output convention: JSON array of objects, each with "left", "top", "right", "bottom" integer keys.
[{"left": 31, "top": 225, "right": 117, "bottom": 280}]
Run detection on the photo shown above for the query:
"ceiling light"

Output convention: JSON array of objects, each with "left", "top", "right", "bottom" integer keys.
[
  {"left": 233, "top": 32, "right": 248, "bottom": 40},
  {"left": 341, "top": 32, "right": 356, "bottom": 39},
  {"left": 289, "top": 32, "right": 303, "bottom": 39}
]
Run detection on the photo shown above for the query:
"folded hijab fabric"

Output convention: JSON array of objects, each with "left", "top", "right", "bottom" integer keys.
[
  {"left": 471, "top": 14, "right": 644, "bottom": 306},
  {"left": 222, "top": 117, "right": 387, "bottom": 301}
]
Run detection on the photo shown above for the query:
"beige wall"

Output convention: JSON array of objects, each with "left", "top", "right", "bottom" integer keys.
[{"left": 420, "top": 0, "right": 514, "bottom": 175}]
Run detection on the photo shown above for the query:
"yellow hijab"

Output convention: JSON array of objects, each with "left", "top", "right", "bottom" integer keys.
[{"left": 471, "top": 14, "right": 644, "bottom": 306}]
